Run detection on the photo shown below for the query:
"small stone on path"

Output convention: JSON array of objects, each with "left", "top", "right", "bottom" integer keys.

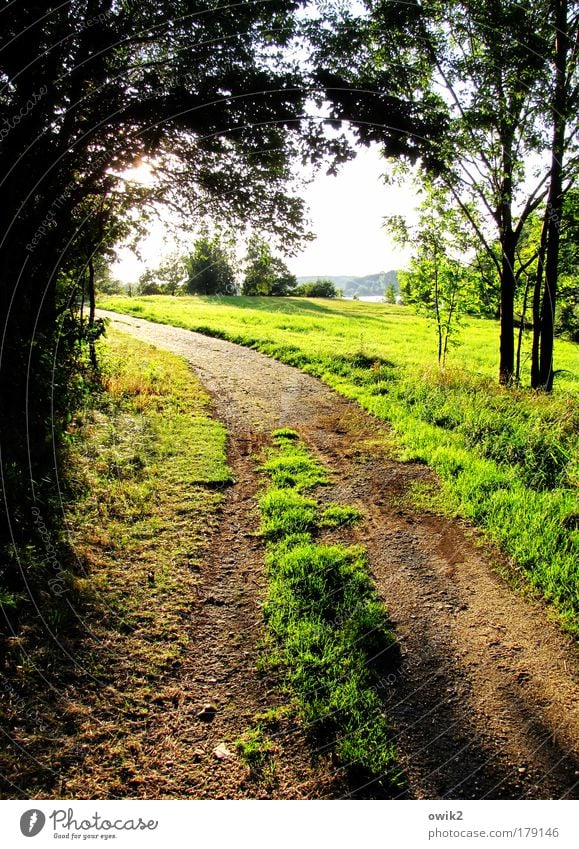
[
  {"left": 213, "top": 743, "right": 235, "bottom": 760},
  {"left": 197, "top": 703, "right": 218, "bottom": 721}
]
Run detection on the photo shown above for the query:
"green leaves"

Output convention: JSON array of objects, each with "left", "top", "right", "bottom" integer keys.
[
  {"left": 185, "top": 233, "right": 237, "bottom": 296},
  {"left": 386, "top": 184, "right": 480, "bottom": 364},
  {"left": 241, "top": 235, "right": 298, "bottom": 296}
]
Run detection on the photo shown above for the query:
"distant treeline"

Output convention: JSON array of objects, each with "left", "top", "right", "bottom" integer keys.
[{"left": 298, "top": 271, "right": 400, "bottom": 299}]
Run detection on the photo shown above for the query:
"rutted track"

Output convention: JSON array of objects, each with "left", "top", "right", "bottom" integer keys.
[{"left": 99, "top": 310, "right": 579, "bottom": 800}]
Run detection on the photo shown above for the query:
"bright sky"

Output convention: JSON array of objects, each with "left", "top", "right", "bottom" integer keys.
[
  {"left": 291, "top": 146, "right": 417, "bottom": 277},
  {"left": 111, "top": 144, "right": 418, "bottom": 284}
]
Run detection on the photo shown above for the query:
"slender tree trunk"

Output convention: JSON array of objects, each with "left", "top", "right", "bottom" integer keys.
[
  {"left": 515, "top": 273, "right": 531, "bottom": 384},
  {"left": 88, "top": 257, "right": 97, "bottom": 370},
  {"left": 498, "top": 132, "right": 517, "bottom": 385},
  {"left": 433, "top": 252, "right": 443, "bottom": 365},
  {"left": 443, "top": 288, "right": 457, "bottom": 367},
  {"left": 530, "top": 213, "right": 548, "bottom": 387},
  {"left": 79, "top": 272, "right": 86, "bottom": 340},
  {"left": 499, "top": 232, "right": 516, "bottom": 384}
]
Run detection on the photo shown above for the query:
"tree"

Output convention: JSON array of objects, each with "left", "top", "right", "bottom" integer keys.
[
  {"left": 384, "top": 284, "right": 396, "bottom": 304},
  {"left": 242, "top": 237, "right": 297, "bottom": 296},
  {"left": 0, "top": 0, "right": 344, "bottom": 605},
  {"left": 521, "top": 191, "right": 579, "bottom": 346},
  {"left": 93, "top": 260, "right": 123, "bottom": 296},
  {"left": 155, "top": 254, "right": 187, "bottom": 296},
  {"left": 136, "top": 254, "right": 188, "bottom": 295},
  {"left": 186, "top": 235, "right": 236, "bottom": 296},
  {"left": 556, "top": 189, "right": 579, "bottom": 341},
  {"left": 137, "top": 269, "right": 163, "bottom": 296},
  {"left": 468, "top": 245, "right": 502, "bottom": 321},
  {"left": 386, "top": 187, "right": 480, "bottom": 366},
  {"left": 295, "top": 279, "right": 339, "bottom": 297},
  {"left": 530, "top": 0, "right": 579, "bottom": 389},
  {"left": 315, "top": 0, "right": 579, "bottom": 386}
]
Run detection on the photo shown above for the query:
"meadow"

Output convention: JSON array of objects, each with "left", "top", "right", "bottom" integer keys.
[{"left": 100, "top": 295, "right": 579, "bottom": 633}]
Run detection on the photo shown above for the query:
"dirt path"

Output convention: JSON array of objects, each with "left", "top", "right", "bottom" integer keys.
[{"left": 99, "top": 310, "right": 579, "bottom": 800}]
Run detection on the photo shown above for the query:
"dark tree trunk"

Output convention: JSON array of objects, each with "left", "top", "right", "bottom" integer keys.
[
  {"left": 533, "top": 0, "right": 568, "bottom": 392},
  {"left": 515, "top": 273, "right": 531, "bottom": 384},
  {"left": 497, "top": 128, "right": 517, "bottom": 386},
  {"left": 88, "top": 257, "right": 98, "bottom": 370},
  {"left": 499, "top": 232, "right": 516, "bottom": 384},
  {"left": 530, "top": 213, "right": 548, "bottom": 387}
]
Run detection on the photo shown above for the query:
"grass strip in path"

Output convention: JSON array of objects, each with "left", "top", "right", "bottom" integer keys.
[{"left": 256, "top": 428, "right": 401, "bottom": 788}]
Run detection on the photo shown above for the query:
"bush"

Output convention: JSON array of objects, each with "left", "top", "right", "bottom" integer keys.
[{"left": 295, "top": 279, "right": 338, "bottom": 298}]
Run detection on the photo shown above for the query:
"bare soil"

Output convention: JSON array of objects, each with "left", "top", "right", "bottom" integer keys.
[{"left": 98, "top": 310, "right": 579, "bottom": 800}]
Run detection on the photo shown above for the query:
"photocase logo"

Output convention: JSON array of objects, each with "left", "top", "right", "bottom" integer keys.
[{"left": 20, "top": 810, "right": 46, "bottom": 837}]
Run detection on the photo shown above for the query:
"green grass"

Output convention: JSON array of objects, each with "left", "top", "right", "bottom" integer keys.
[
  {"left": 257, "top": 430, "right": 400, "bottom": 786},
  {"left": 100, "top": 295, "right": 579, "bottom": 634},
  {"left": 261, "top": 432, "right": 328, "bottom": 490},
  {"left": 320, "top": 504, "right": 364, "bottom": 528},
  {"left": 259, "top": 489, "right": 319, "bottom": 540},
  {"left": 234, "top": 726, "right": 277, "bottom": 771},
  {"left": 99, "top": 295, "right": 578, "bottom": 391}
]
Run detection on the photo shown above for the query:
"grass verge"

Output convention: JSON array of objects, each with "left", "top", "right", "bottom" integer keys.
[
  {"left": 257, "top": 428, "right": 400, "bottom": 787},
  {"left": 0, "top": 330, "right": 232, "bottom": 798},
  {"left": 99, "top": 296, "right": 578, "bottom": 635}
]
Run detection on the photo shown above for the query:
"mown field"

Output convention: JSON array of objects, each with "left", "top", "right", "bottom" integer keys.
[{"left": 100, "top": 295, "right": 579, "bottom": 634}]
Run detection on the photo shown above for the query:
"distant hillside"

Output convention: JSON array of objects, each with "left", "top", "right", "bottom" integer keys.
[{"left": 297, "top": 270, "right": 400, "bottom": 297}]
